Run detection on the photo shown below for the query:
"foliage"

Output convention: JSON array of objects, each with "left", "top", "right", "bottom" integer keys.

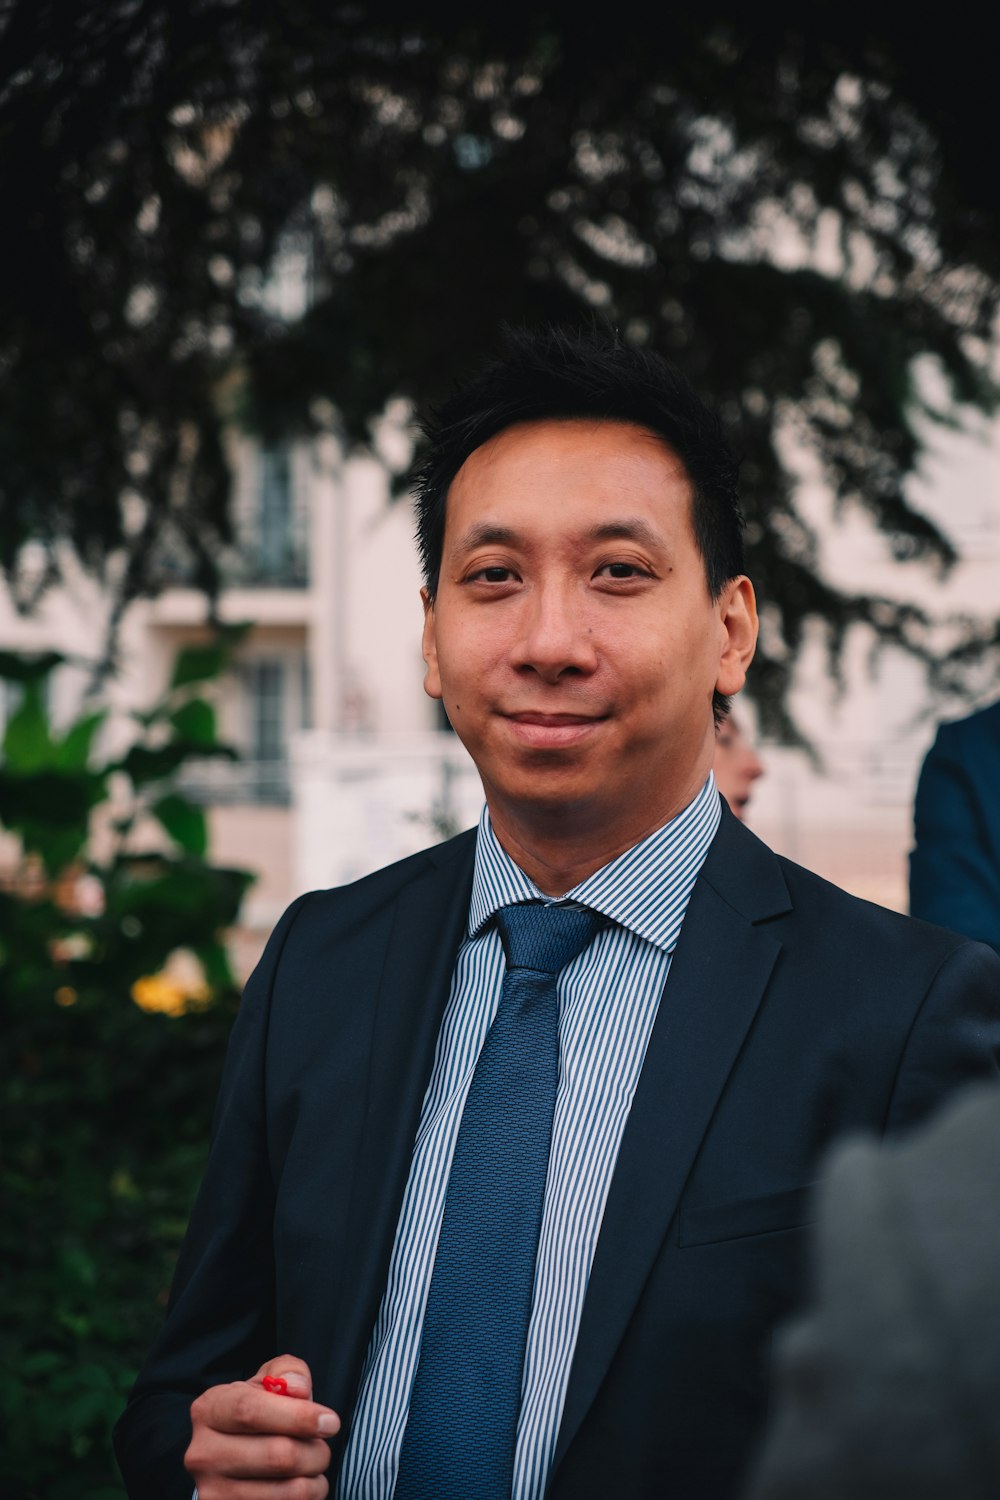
[
  {"left": 0, "top": 3, "right": 998, "bottom": 735},
  {"left": 0, "top": 644, "right": 254, "bottom": 1497}
]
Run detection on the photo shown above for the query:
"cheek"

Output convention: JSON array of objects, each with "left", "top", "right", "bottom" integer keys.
[{"left": 440, "top": 627, "right": 508, "bottom": 683}]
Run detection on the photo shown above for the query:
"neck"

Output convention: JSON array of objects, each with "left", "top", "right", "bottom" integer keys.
[{"left": 485, "top": 773, "right": 710, "bottom": 897}]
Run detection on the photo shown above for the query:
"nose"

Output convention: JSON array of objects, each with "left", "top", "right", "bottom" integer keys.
[
  {"left": 512, "top": 581, "right": 599, "bottom": 683},
  {"left": 745, "top": 748, "right": 764, "bottom": 782}
]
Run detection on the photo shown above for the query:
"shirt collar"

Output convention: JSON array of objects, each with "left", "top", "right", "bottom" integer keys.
[{"left": 468, "top": 774, "right": 722, "bottom": 955}]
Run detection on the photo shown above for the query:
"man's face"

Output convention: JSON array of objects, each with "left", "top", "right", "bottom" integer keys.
[{"left": 421, "top": 418, "right": 757, "bottom": 848}]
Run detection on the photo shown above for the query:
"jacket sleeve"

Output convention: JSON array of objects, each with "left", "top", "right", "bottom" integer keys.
[
  {"left": 113, "top": 893, "right": 313, "bottom": 1500},
  {"left": 884, "top": 937, "right": 1000, "bottom": 1135},
  {"left": 909, "top": 724, "right": 1000, "bottom": 956}
]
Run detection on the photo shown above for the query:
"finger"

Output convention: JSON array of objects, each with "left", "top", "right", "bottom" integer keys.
[
  {"left": 254, "top": 1353, "right": 314, "bottom": 1400},
  {"left": 191, "top": 1381, "right": 339, "bottom": 1439},
  {"left": 185, "top": 1425, "right": 334, "bottom": 1488},
  {"left": 196, "top": 1476, "right": 328, "bottom": 1500},
  {"left": 202, "top": 1432, "right": 332, "bottom": 1480}
]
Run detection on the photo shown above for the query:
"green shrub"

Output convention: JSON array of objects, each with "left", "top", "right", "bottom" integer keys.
[{"left": 1, "top": 645, "right": 253, "bottom": 1497}]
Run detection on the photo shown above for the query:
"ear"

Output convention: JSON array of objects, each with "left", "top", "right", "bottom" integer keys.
[
  {"left": 715, "top": 577, "right": 758, "bottom": 697},
  {"left": 421, "top": 587, "right": 443, "bottom": 700}
]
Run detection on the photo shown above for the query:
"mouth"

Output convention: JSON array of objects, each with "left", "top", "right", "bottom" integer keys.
[{"left": 502, "top": 711, "right": 608, "bottom": 750}]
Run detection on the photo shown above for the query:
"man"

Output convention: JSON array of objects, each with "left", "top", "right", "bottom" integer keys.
[
  {"left": 115, "top": 328, "right": 1000, "bottom": 1500},
  {"left": 713, "top": 713, "right": 764, "bottom": 820},
  {"left": 746, "top": 1081, "right": 1000, "bottom": 1500},
  {"left": 910, "top": 700, "right": 1000, "bottom": 956}
]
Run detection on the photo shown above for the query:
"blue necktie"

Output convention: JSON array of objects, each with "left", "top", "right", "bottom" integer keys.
[{"left": 393, "top": 901, "right": 604, "bottom": 1500}]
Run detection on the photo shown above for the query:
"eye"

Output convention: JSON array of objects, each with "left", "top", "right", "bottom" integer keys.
[
  {"left": 464, "top": 563, "right": 520, "bottom": 585},
  {"left": 595, "top": 561, "right": 651, "bottom": 580}
]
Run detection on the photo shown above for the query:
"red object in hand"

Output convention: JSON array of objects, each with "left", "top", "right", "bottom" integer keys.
[{"left": 262, "top": 1376, "right": 289, "bottom": 1395}]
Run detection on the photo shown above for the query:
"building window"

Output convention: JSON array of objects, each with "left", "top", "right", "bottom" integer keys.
[
  {"left": 299, "top": 654, "right": 312, "bottom": 732},
  {"left": 258, "top": 448, "right": 294, "bottom": 581},
  {"left": 231, "top": 444, "right": 309, "bottom": 586},
  {"left": 245, "top": 661, "right": 287, "bottom": 798},
  {"left": 248, "top": 660, "right": 285, "bottom": 762},
  {"left": 181, "top": 654, "right": 308, "bottom": 806}
]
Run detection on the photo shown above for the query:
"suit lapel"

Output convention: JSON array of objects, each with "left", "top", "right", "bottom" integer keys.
[
  {"left": 552, "top": 812, "right": 789, "bottom": 1472},
  {"left": 322, "top": 832, "right": 476, "bottom": 1417}
]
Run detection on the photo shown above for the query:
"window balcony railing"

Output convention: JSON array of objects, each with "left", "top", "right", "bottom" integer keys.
[
  {"left": 220, "top": 549, "right": 310, "bottom": 590},
  {"left": 179, "top": 757, "right": 292, "bottom": 807}
]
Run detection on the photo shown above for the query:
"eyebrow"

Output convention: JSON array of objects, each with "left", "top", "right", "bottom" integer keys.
[
  {"left": 453, "top": 517, "right": 667, "bottom": 553},
  {"left": 454, "top": 523, "right": 521, "bottom": 553},
  {"left": 586, "top": 518, "right": 666, "bottom": 548}
]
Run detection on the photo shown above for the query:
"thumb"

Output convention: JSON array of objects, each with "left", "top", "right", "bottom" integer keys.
[{"left": 254, "top": 1353, "right": 313, "bottom": 1400}]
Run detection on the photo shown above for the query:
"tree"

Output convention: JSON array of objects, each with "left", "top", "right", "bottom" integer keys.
[{"left": 1, "top": 1, "right": 997, "bottom": 735}]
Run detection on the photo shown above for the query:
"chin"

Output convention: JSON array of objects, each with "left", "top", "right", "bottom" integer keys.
[{"left": 492, "top": 770, "right": 612, "bottom": 816}]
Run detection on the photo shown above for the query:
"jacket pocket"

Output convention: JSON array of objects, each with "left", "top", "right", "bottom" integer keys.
[{"left": 678, "top": 1183, "right": 818, "bottom": 1247}]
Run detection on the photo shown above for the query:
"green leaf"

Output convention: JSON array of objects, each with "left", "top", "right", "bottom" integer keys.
[
  {"left": 169, "top": 644, "right": 228, "bottom": 691},
  {"left": 0, "top": 768, "right": 106, "bottom": 872},
  {"left": 169, "top": 697, "right": 216, "bottom": 746},
  {"left": 21, "top": 1350, "right": 63, "bottom": 1377},
  {"left": 53, "top": 711, "right": 107, "bottom": 771},
  {"left": 0, "top": 769, "right": 93, "bottom": 828},
  {"left": 2, "top": 681, "right": 52, "bottom": 770},
  {"left": 0, "top": 649, "right": 64, "bottom": 683},
  {"left": 150, "top": 793, "right": 208, "bottom": 856},
  {"left": 57, "top": 1244, "right": 97, "bottom": 1289},
  {"left": 116, "top": 743, "right": 188, "bottom": 786},
  {"left": 196, "top": 940, "right": 238, "bottom": 990}
]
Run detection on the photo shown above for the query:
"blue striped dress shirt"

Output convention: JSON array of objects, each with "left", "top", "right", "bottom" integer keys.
[{"left": 336, "top": 775, "right": 722, "bottom": 1500}]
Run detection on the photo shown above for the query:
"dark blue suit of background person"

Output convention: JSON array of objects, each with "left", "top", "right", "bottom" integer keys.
[
  {"left": 114, "top": 330, "right": 1000, "bottom": 1500},
  {"left": 911, "top": 700, "right": 1000, "bottom": 956}
]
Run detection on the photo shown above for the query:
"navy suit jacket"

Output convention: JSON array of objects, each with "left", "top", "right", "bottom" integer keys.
[
  {"left": 114, "top": 805, "right": 1000, "bottom": 1499},
  {"left": 910, "top": 700, "right": 1000, "bottom": 956}
]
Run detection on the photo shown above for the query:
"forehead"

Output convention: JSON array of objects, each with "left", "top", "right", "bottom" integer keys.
[{"left": 445, "top": 418, "right": 694, "bottom": 537}]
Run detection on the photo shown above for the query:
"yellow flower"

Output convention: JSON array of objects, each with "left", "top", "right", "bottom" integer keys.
[
  {"left": 130, "top": 975, "right": 191, "bottom": 1016},
  {"left": 55, "top": 986, "right": 78, "bottom": 1007},
  {"left": 131, "top": 950, "right": 211, "bottom": 1017}
]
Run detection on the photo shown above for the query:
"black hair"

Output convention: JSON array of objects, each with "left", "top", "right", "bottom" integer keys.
[
  {"left": 412, "top": 325, "right": 747, "bottom": 723},
  {"left": 413, "top": 324, "right": 745, "bottom": 597}
]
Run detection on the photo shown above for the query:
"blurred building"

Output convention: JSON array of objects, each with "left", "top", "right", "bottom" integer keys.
[
  {"left": 1, "top": 400, "right": 998, "bottom": 973},
  {"left": 0, "top": 424, "right": 448, "bottom": 966},
  {"left": 746, "top": 390, "right": 1000, "bottom": 911}
]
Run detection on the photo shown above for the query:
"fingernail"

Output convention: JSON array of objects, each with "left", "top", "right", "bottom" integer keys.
[
  {"left": 317, "top": 1412, "right": 340, "bottom": 1435},
  {"left": 282, "top": 1373, "right": 310, "bottom": 1394}
]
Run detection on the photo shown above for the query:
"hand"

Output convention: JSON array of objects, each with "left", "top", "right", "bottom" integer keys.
[{"left": 185, "top": 1354, "right": 340, "bottom": 1498}]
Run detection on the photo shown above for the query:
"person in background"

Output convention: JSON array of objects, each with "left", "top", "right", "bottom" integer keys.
[
  {"left": 745, "top": 1080, "right": 1000, "bottom": 1500},
  {"left": 910, "top": 700, "right": 1000, "bottom": 956},
  {"left": 713, "top": 713, "right": 764, "bottom": 820}
]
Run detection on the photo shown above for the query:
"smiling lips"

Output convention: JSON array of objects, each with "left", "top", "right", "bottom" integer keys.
[{"left": 503, "top": 711, "right": 608, "bottom": 749}]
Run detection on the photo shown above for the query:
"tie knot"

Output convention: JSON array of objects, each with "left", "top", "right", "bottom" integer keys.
[{"left": 494, "top": 901, "right": 603, "bottom": 976}]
